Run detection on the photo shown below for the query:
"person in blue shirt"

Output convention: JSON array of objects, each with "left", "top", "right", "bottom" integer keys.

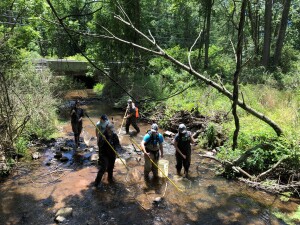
[{"left": 140, "top": 123, "right": 164, "bottom": 179}]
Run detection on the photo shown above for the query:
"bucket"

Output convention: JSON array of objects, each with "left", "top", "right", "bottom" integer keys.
[{"left": 158, "top": 159, "right": 169, "bottom": 178}]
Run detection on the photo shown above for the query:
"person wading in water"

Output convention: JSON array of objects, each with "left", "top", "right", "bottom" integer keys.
[
  {"left": 140, "top": 123, "right": 164, "bottom": 180},
  {"left": 125, "top": 99, "right": 140, "bottom": 135},
  {"left": 173, "top": 124, "right": 195, "bottom": 178},
  {"left": 70, "top": 100, "right": 84, "bottom": 148},
  {"left": 94, "top": 123, "right": 122, "bottom": 187}
]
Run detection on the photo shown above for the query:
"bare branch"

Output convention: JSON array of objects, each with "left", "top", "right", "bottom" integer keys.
[
  {"left": 230, "top": 39, "right": 237, "bottom": 63},
  {"left": 188, "top": 30, "right": 202, "bottom": 72},
  {"left": 256, "top": 156, "right": 287, "bottom": 181},
  {"left": 60, "top": 6, "right": 103, "bottom": 21}
]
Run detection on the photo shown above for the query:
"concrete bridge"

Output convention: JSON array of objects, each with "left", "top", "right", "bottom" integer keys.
[
  {"left": 34, "top": 59, "right": 89, "bottom": 76},
  {"left": 33, "top": 59, "right": 102, "bottom": 88}
]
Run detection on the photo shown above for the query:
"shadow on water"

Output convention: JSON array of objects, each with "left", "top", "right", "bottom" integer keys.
[{"left": 0, "top": 90, "right": 298, "bottom": 225}]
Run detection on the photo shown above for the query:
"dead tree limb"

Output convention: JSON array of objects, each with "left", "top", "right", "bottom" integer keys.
[{"left": 256, "top": 156, "right": 287, "bottom": 181}]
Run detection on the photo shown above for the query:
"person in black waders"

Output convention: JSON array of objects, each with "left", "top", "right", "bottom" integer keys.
[
  {"left": 70, "top": 100, "right": 84, "bottom": 148},
  {"left": 125, "top": 99, "right": 140, "bottom": 134},
  {"left": 140, "top": 123, "right": 164, "bottom": 180},
  {"left": 94, "top": 123, "right": 122, "bottom": 187},
  {"left": 173, "top": 124, "right": 195, "bottom": 178}
]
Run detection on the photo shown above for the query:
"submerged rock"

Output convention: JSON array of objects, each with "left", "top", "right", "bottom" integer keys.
[
  {"left": 32, "top": 152, "right": 41, "bottom": 160},
  {"left": 55, "top": 215, "right": 66, "bottom": 223},
  {"left": 55, "top": 207, "right": 73, "bottom": 218}
]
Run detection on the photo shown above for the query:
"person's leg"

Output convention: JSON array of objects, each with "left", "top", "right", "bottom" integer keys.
[
  {"left": 125, "top": 119, "right": 130, "bottom": 134},
  {"left": 131, "top": 118, "right": 140, "bottom": 133},
  {"left": 78, "top": 122, "right": 83, "bottom": 143},
  {"left": 151, "top": 152, "right": 159, "bottom": 178},
  {"left": 175, "top": 153, "right": 183, "bottom": 175},
  {"left": 107, "top": 157, "right": 116, "bottom": 183},
  {"left": 95, "top": 156, "right": 108, "bottom": 186},
  {"left": 144, "top": 153, "right": 152, "bottom": 178},
  {"left": 183, "top": 150, "right": 191, "bottom": 177},
  {"left": 74, "top": 133, "right": 79, "bottom": 147}
]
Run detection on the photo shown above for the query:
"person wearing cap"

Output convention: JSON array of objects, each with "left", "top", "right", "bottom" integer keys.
[
  {"left": 70, "top": 100, "right": 84, "bottom": 148},
  {"left": 140, "top": 123, "right": 164, "bottom": 179},
  {"left": 95, "top": 114, "right": 110, "bottom": 144},
  {"left": 94, "top": 123, "right": 122, "bottom": 187},
  {"left": 173, "top": 123, "right": 195, "bottom": 178},
  {"left": 125, "top": 99, "right": 140, "bottom": 134}
]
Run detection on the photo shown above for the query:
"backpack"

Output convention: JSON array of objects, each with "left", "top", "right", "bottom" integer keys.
[{"left": 145, "top": 130, "right": 160, "bottom": 145}]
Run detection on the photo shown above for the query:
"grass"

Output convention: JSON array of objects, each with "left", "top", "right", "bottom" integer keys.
[{"left": 163, "top": 83, "right": 300, "bottom": 147}]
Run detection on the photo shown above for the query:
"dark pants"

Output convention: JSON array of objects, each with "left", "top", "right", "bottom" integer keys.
[
  {"left": 95, "top": 154, "right": 116, "bottom": 185},
  {"left": 175, "top": 149, "right": 191, "bottom": 174},
  {"left": 71, "top": 121, "right": 82, "bottom": 147},
  {"left": 125, "top": 117, "right": 140, "bottom": 133}
]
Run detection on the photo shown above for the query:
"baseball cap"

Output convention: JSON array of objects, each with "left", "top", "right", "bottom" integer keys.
[
  {"left": 151, "top": 123, "right": 158, "bottom": 133},
  {"left": 100, "top": 114, "right": 108, "bottom": 121},
  {"left": 178, "top": 124, "right": 187, "bottom": 134}
]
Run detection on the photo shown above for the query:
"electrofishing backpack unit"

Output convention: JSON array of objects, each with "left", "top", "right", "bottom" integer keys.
[{"left": 145, "top": 130, "right": 160, "bottom": 145}]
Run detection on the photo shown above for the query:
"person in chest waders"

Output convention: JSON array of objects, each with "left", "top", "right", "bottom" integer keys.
[
  {"left": 125, "top": 99, "right": 140, "bottom": 134},
  {"left": 140, "top": 123, "right": 164, "bottom": 180},
  {"left": 70, "top": 100, "right": 84, "bottom": 148},
  {"left": 174, "top": 124, "right": 195, "bottom": 178},
  {"left": 94, "top": 123, "right": 122, "bottom": 187}
]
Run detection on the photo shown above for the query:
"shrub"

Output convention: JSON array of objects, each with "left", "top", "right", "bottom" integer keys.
[{"left": 93, "top": 83, "right": 104, "bottom": 95}]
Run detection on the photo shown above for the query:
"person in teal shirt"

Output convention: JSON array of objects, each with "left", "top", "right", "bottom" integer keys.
[{"left": 140, "top": 123, "right": 164, "bottom": 179}]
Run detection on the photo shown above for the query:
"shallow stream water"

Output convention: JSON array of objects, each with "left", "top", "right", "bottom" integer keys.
[{"left": 0, "top": 90, "right": 299, "bottom": 225}]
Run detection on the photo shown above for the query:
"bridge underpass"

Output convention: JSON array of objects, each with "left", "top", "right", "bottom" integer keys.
[{"left": 33, "top": 59, "right": 101, "bottom": 88}]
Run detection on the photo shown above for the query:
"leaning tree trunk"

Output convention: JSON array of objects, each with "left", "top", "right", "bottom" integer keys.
[
  {"left": 273, "top": 0, "right": 292, "bottom": 67},
  {"left": 232, "top": 0, "right": 247, "bottom": 150}
]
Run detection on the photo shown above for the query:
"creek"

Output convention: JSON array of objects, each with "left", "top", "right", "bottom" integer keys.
[{"left": 0, "top": 89, "right": 298, "bottom": 225}]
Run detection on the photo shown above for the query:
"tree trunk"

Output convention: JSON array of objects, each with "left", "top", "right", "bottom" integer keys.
[
  {"left": 273, "top": 0, "right": 292, "bottom": 67},
  {"left": 204, "top": 0, "right": 213, "bottom": 69},
  {"left": 247, "top": 1, "right": 259, "bottom": 56},
  {"left": 232, "top": 0, "right": 247, "bottom": 150},
  {"left": 262, "top": 0, "right": 273, "bottom": 68}
]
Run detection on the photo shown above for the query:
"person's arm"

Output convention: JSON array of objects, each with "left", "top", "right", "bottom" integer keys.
[
  {"left": 189, "top": 132, "right": 196, "bottom": 145},
  {"left": 159, "top": 143, "right": 164, "bottom": 158},
  {"left": 95, "top": 126, "right": 99, "bottom": 143},
  {"left": 125, "top": 110, "right": 134, "bottom": 119},
  {"left": 140, "top": 136, "right": 150, "bottom": 156},
  {"left": 78, "top": 109, "right": 83, "bottom": 122},
  {"left": 174, "top": 138, "right": 186, "bottom": 159},
  {"left": 158, "top": 134, "right": 164, "bottom": 158}
]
